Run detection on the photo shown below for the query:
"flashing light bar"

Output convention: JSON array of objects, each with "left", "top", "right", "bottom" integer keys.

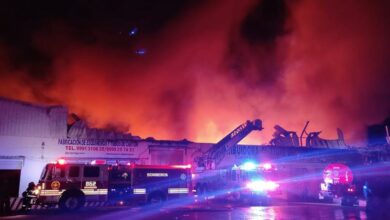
[
  {"left": 128, "top": 164, "right": 192, "bottom": 169},
  {"left": 262, "top": 163, "right": 272, "bottom": 170},
  {"left": 57, "top": 159, "right": 66, "bottom": 165},
  {"left": 241, "top": 162, "right": 257, "bottom": 171},
  {"left": 133, "top": 188, "right": 146, "bottom": 195},
  {"left": 239, "top": 162, "right": 274, "bottom": 171}
]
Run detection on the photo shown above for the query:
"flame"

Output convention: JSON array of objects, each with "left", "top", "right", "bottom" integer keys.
[{"left": 0, "top": 0, "right": 389, "bottom": 146}]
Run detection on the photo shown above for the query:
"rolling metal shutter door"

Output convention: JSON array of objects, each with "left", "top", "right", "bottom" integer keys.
[{"left": 0, "top": 157, "right": 24, "bottom": 170}]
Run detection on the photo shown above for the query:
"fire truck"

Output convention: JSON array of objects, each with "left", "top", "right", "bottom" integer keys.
[
  {"left": 222, "top": 161, "right": 280, "bottom": 205},
  {"left": 192, "top": 119, "right": 281, "bottom": 204},
  {"left": 319, "top": 163, "right": 358, "bottom": 206},
  {"left": 33, "top": 159, "right": 192, "bottom": 210}
]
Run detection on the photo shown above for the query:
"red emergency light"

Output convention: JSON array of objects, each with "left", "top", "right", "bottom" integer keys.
[
  {"left": 57, "top": 159, "right": 66, "bottom": 165},
  {"left": 130, "top": 164, "right": 192, "bottom": 169},
  {"left": 261, "top": 163, "right": 272, "bottom": 170},
  {"left": 91, "top": 159, "right": 106, "bottom": 165}
]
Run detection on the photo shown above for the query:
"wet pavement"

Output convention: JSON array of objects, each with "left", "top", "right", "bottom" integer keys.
[{"left": 2, "top": 202, "right": 389, "bottom": 220}]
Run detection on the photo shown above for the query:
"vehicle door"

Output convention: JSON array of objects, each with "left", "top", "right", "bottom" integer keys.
[
  {"left": 81, "top": 165, "right": 105, "bottom": 202},
  {"left": 65, "top": 165, "right": 82, "bottom": 190}
]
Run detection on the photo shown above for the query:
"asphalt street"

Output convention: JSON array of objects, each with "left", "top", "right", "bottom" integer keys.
[{"left": 3, "top": 201, "right": 387, "bottom": 220}]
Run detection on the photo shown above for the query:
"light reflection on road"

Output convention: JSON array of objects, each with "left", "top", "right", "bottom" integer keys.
[
  {"left": 247, "top": 207, "right": 275, "bottom": 220},
  {"left": 234, "top": 204, "right": 367, "bottom": 220},
  {"left": 6, "top": 203, "right": 381, "bottom": 220}
]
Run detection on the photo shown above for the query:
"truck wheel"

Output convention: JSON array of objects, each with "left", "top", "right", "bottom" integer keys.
[
  {"left": 201, "top": 183, "right": 208, "bottom": 193},
  {"left": 59, "top": 190, "right": 85, "bottom": 211},
  {"left": 147, "top": 192, "right": 165, "bottom": 205},
  {"left": 195, "top": 183, "right": 203, "bottom": 195},
  {"left": 260, "top": 197, "right": 270, "bottom": 206},
  {"left": 232, "top": 192, "right": 241, "bottom": 202},
  {"left": 341, "top": 197, "right": 355, "bottom": 206}
]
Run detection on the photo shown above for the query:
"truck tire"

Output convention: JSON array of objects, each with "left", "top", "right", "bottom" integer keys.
[
  {"left": 342, "top": 194, "right": 359, "bottom": 206},
  {"left": 195, "top": 183, "right": 203, "bottom": 195},
  {"left": 59, "top": 190, "right": 85, "bottom": 211},
  {"left": 232, "top": 192, "right": 241, "bottom": 202},
  {"left": 260, "top": 197, "right": 270, "bottom": 206},
  {"left": 147, "top": 192, "right": 165, "bottom": 205}
]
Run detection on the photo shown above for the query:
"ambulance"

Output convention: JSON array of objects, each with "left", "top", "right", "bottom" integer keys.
[{"left": 34, "top": 159, "right": 192, "bottom": 210}]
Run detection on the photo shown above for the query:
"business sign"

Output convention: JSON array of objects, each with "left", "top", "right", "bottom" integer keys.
[{"left": 58, "top": 138, "right": 139, "bottom": 157}]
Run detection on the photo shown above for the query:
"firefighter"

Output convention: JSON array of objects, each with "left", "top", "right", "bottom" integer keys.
[{"left": 21, "top": 182, "right": 36, "bottom": 211}]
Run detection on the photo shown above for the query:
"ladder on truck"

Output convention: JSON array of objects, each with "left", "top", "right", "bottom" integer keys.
[{"left": 198, "top": 119, "right": 263, "bottom": 169}]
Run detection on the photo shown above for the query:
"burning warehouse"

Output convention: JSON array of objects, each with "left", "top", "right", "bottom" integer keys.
[
  {"left": 0, "top": 0, "right": 389, "bottom": 216},
  {"left": 0, "top": 97, "right": 202, "bottom": 198},
  {"left": 0, "top": 97, "right": 369, "bottom": 202}
]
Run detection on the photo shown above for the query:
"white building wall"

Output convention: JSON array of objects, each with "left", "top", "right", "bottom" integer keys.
[
  {"left": 0, "top": 98, "right": 207, "bottom": 196},
  {"left": 0, "top": 98, "right": 67, "bottom": 138},
  {"left": 0, "top": 135, "right": 151, "bottom": 195},
  {"left": 0, "top": 135, "right": 56, "bottom": 195}
]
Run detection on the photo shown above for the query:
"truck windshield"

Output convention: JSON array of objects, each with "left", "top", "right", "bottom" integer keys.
[
  {"left": 40, "top": 164, "right": 55, "bottom": 180},
  {"left": 242, "top": 170, "right": 262, "bottom": 181},
  {"left": 40, "top": 165, "right": 48, "bottom": 180},
  {"left": 109, "top": 166, "right": 131, "bottom": 182}
]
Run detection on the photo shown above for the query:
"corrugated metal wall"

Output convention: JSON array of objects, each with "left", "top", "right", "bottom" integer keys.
[{"left": 0, "top": 98, "right": 67, "bottom": 138}]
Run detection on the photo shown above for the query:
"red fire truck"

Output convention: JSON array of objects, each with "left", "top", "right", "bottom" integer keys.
[
  {"left": 192, "top": 120, "right": 281, "bottom": 204},
  {"left": 194, "top": 161, "right": 281, "bottom": 205},
  {"left": 33, "top": 159, "right": 192, "bottom": 210}
]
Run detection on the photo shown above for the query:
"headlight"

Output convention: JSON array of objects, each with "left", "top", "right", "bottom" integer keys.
[{"left": 33, "top": 185, "right": 42, "bottom": 195}]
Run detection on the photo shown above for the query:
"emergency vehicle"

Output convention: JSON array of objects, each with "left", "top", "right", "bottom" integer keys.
[
  {"left": 233, "top": 162, "right": 281, "bottom": 204},
  {"left": 194, "top": 161, "right": 280, "bottom": 204},
  {"left": 319, "top": 163, "right": 358, "bottom": 205},
  {"left": 191, "top": 119, "right": 365, "bottom": 204},
  {"left": 192, "top": 119, "right": 281, "bottom": 204},
  {"left": 34, "top": 159, "right": 192, "bottom": 210}
]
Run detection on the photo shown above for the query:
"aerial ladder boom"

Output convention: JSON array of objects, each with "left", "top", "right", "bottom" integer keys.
[{"left": 198, "top": 119, "right": 263, "bottom": 168}]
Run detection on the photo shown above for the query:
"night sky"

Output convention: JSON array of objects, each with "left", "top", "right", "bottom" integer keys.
[{"left": 1, "top": 0, "right": 390, "bottom": 145}]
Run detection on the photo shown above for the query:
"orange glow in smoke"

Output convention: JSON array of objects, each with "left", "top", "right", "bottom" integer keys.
[{"left": 0, "top": 1, "right": 389, "bottom": 146}]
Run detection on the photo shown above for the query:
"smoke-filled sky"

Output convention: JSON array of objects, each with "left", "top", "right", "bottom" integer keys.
[{"left": 1, "top": 0, "right": 389, "bottom": 145}]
